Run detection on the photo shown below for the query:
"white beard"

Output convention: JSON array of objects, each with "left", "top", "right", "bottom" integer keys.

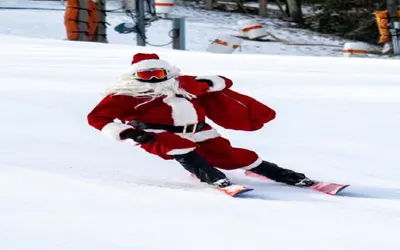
[{"left": 106, "top": 74, "right": 196, "bottom": 100}]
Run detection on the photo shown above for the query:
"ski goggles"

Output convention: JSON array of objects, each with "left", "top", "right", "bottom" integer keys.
[{"left": 135, "top": 69, "right": 168, "bottom": 81}]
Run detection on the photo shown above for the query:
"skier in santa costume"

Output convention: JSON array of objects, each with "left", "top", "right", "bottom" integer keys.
[{"left": 87, "top": 53, "right": 313, "bottom": 188}]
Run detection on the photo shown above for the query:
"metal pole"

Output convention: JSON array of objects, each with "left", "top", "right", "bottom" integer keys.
[
  {"left": 78, "top": 0, "right": 88, "bottom": 41},
  {"left": 205, "top": 0, "right": 213, "bottom": 10},
  {"left": 259, "top": 0, "right": 268, "bottom": 17},
  {"left": 172, "top": 18, "right": 186, "bottom": 50},
  {"left": 387, "top": 0, "right": 399, "bottom": 54},
  {"left": 96, "top": 0, "right": 108, "bottom": 43},
  {"left": 136, "top": 0, "right": 146, "bottom": 46}
]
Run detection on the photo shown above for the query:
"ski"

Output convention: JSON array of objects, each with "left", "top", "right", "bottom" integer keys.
[
  {"left": 190, "top": 174, "right": 254, "bottom": 197},
  {"left": 217, "top": 184, "right": 254, "bottom": 197},
  {"left": 244, "top": 170, "right": 349, "bottom": 195}
]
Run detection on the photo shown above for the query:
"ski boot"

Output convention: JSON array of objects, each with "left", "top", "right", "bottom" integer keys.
[
  {"left": 248, "top": 161, "right": 314, "bottom": 187},
  {"left": 173, "top": 151, "right": 232, "bottom": 188}
]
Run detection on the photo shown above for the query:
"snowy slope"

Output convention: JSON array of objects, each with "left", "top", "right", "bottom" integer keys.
[
  {"left": 0, "top": 0, "right": 352, "bottom": 57},
  {"left": 1, "top": 34, "right": 400, "bottom": 250}
]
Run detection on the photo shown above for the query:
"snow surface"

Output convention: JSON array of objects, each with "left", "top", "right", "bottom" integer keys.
[
  {"left": 1, "top": 1, "right": 400, "bottom": 250},
  {"left": 1, "top": 34, "right": 400, "bottom": 250}
]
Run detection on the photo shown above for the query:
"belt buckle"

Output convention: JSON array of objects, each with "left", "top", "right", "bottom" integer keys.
[{"left": 183, "top": 123, "right": 197, "bottom": 134}]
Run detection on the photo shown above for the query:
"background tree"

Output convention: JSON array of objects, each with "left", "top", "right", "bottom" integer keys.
[{"left": 302, "top": 0, "right": 388, "bottom": 44}]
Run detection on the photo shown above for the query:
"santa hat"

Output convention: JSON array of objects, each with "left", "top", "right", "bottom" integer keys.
[
  {"left": 131, "top": 53, "right": 160, "bottom": 64},
  {"left": 130, "top": 53, "right": 173, "bottom": 72}
]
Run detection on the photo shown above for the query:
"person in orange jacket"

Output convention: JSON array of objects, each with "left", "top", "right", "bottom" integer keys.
[{"left": 87, "top": 53, "right": 312, "bottom": 188}]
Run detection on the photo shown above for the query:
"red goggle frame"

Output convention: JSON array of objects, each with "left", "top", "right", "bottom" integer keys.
[{"left": 135, "top": 69, "right": 168, "bottom": 81}]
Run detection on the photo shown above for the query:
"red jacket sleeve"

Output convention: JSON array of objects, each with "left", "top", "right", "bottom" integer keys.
[
  {"left": 196, "top": 75, "right": 233, "bottom": 93},
  {"left": 87, "top": 94, "right": 136, "bottom": 141}
]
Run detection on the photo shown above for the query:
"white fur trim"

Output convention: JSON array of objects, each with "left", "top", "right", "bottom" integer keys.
[
  {"left": 190, "top": 128, "right": 220, "bottom": 142},
  {"left": 242, "top": 158, "right": 263, "bottom": 170},
  {"left": 101, "top": 122, "right": 133, "bottom": 141},
  {"left": 163, "top": 96, "right": 198, "bottom": 125},
  {"left": 130, "top": 59, "right": 172, "bottom": 73},
  {"left": 167, "top": 147, "right": 196, "bottom": 155},
  {"left": 196, "top": 76, "right": 226, "bottom": 92},
  {"left": 133, "top": 59, "right": 172, "bottom": 71}
]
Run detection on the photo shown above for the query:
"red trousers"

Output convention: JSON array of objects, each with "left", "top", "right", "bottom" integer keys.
[{"left": 140, "top": 128, "right": 260, "bottom": 170}]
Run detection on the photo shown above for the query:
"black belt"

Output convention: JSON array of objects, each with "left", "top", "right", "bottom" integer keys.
[{"left": 128, "top": 120, "right": 206, "bottom": 134}]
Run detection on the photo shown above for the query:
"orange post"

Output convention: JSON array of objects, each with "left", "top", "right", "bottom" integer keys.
[
  {"left": 375, "top": 9, "right": 400, "bottom": 44},
  {"left": 64, "top": 0, "right": 80, "bottom": 40}
]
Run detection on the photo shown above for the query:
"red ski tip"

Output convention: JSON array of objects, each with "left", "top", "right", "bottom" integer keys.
[
  {"left": 190, "top": 173, "right": 253, "bottom": 197},
  {"left": 309, "top": 182, "right": 350, "bottom": 195},
  {"left": 217, "top": 185, "right": 253, "bottom": 197},
  {"left": 245, "top": 170, "right": 349, "bottom": 196},
  {"left": 245, "top": 170, "right": 269, "bottom": 180}
]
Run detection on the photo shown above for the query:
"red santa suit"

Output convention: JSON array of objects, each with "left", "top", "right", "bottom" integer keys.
[{"left": 87, "top": 54, "right": 276, "bottom": 171}]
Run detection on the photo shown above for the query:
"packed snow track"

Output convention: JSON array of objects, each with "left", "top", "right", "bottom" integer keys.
[{"left": 1, "top": 35, "right": 400, "bottom": 250}]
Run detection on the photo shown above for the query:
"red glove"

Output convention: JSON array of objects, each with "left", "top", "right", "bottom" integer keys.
[{"left": 177, "top": 75, "right": 210, "bottom": 96}]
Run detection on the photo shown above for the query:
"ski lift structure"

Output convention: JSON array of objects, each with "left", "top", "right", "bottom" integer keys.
[
  {"left": 64, "top": 0, "right": 400, "bottom": 56},
  {"left": 64, "top": 0, "right": 186, "bottom": 50},
  {"left": 115, "top": 0, "right": 185, "bottom": 49}
]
